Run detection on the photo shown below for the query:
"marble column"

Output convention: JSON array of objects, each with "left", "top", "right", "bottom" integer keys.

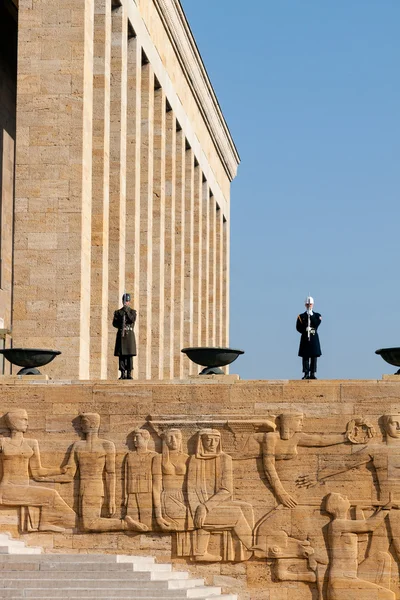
[
  {"left": 125, "top": 34, "right": 142, "bottom": 379},
  {"left": 173, "top": 129, "right": 185, "bottom": 378},
  {"left": 90, "top": 0, "right": 111, "bottom": 379},
  {"left": 163, "top": 109, "right": 176, "bottom": 379},
  {"left": 138, "top": 60, "right": 154, "bottom": 380},
  {"left": 152, "top": 85, "right": 166, "bottom": 379}
]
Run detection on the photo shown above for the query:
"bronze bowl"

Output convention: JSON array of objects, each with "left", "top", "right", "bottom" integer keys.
[
  {"left": 181, "top": 347, "right": 244, "bottom": 375},
  {"left": 0, "top": 348, "right": 61, "bottom": 375},
  {"left": 375, "top": 348, "right": 400, "bottom": 375}
]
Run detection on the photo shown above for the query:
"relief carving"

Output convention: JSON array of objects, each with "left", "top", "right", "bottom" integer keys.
[
  {"left": 0, "top": 409, "right": 75, "bottom": 532},
  {"left": 261, "top": 413, "right": 373, "bottom": 508},
  {"left": 152, "top": 428, "right": 192, "bottom": 554},
  {"left": 2, "top": 407, "right": 400, "bottom": 598},
  {"left": 187, "top": 429, "right": 254, "bottom": 562},
  {"left": 325, "top": 492, "right": 395, "bottom": 600},
  {"left": 59, "top": 413, "right": 135, "bottom": 532},
  {"left": 123, "top": 428, "right": 157, "bottom": 531}
]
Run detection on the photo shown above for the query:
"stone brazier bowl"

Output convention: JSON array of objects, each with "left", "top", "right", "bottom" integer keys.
[
  {"left": 181, "top": 347, "right": 244, "bottom": 375},
  {"left": 375, "top": 347, "right": 400, "bottom": 375},
  {"left": 0, "top": 348, "right": 61, "bottom": 375}
]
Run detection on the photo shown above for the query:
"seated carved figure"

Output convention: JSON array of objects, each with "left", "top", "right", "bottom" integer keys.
[
  {"left": 0, "top": 409, "right": 75, "bottom": 532},
  {"left": 325, "top": 492, "right": 395, "bottom": 600},
  {"left": 188, "top": 429, "right": 254, "bottom": 562}
]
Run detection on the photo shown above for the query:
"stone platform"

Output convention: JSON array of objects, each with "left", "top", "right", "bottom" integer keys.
[{"left": 0, "top": 377, "right": 399, "bottom": 600}]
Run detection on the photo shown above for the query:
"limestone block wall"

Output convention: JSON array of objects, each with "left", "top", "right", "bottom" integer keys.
[
  {"left": 0, "top": 378, "right": 400, "bottom": 600},
  {"left": 12, "top": 0, "right": 237, "bottom": 380}
]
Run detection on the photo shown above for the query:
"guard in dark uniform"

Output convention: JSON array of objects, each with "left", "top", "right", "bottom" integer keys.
[
  {"left": 296, "top": 295, "right": 321, "bottom": 380},
  {"left": 113, "top": 293, "right": 137, "bottom": 379}
]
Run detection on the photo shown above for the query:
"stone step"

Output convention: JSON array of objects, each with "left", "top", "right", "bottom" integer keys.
[
  {"left": 2, "top": 589, "right": 189, "bottom": 598},
  {"left": 0, "top": 553, "right": 153, "bottom": 563},
  {"left": 168, "top": 579, "right": 205, "bottom": 590},
  {"left": 0, "top": 570, "right": 153, "bottom": 580},
  {"left": 0, "top": 545, "right": 42, "bottom": 555},
  {"left": 0, "top": 561, "right": 137, "bottom": 572},
  {"left": 0, "top": 533, "right": 42, "bottom": 555},
  {"left": 187, "top": 587, "right": 222, "bottom": 598},
  {"left": 1, "top": 579, "right": 175, "bottom": 589}
]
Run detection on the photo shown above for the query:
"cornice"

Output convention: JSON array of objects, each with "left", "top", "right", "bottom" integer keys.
[{"left": 153, "top": 0, "right": 240, "bottom": 181}]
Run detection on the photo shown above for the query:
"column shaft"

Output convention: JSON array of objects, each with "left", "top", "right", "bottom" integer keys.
[
  {"left": 192, "top": 165, "right": 202, "bottom": 346},
  {"left": 201, "top": 182, "right": 210, "bottom": 345},
  {"left": 183, "top": 148, "right": 194, "bottom": 376},
  {"left": 90, "top": 0, "right": 111, "bottom": 379},
  {"left": 173, "top": 130, "right": 185, "bottom": 378},
  {"left": 163, "top": 110, "right": 176, "bottom": 379},
  {"left": 107, "top": 5, "right": 128, "bottom": 379},
  {"left": 126, "top": 35, "right": 141, "bottom": 379},
  {"left": 152, "top": 87, "right": 166, "bottom": 379},
  {"left": 208, "top": 196, "right": 217, "bottom": 346},
  {"left": 215, "top": 206, "right": 223, "bottom": 346},
  {"left": 223, "top": 216, "right": 229, "bottom": 347},
  {"left": 138, "top": 61, "right": 154, "bottom": 379}
]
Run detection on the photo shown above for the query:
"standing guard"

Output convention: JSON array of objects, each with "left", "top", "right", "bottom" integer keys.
[
  {"left": 113, "top": 293, "right": 137, "bottom": 379},
  {"left": 296, "top": 296, "right": 321, "bottom": 380}
]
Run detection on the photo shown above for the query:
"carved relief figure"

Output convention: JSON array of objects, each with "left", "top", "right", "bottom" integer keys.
[
  {"left": 298, "top": 413, "right": 400, "bottom": 564},
  {"left": 61, "top": 413, "right": 135, "bottom": 532},
  {"left": 262, "top": 413, "right": 369, "bottom": 508},
  {"left": 152, "top": 428, "right": 192, "bottom": 554},
  {"left": 124, "top": 428, "right": 157, "bottom": 531},
  {"left": 187, "top": 429, "right": 254, "bottom": 562},
  {"left": 325, "top": 492, "right": 395, "bottom": 600},
  {"left": 0, "top": 409, "right": 75, "bottom": 532}
]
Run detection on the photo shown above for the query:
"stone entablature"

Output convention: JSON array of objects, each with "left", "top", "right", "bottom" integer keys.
[{"left": 1, "top": 378, "right": 400, "bottom": 599}]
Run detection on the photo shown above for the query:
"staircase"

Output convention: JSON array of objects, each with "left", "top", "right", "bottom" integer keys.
[{"left": 0, "top": 534, "right": 237, "bottom": 600}]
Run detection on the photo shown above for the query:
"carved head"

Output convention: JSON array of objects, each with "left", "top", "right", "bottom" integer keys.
[
  {"left": 164, "top": 428, "right": 182, "bottom": 452},
  {"left": 197, "top": 428, "right": 222, "bottom": 457},
  {"left": 325, "top": 492, "right": 350, "bottom": 518},
  {"left": 80, "top": 413, "right": 101, "bottom": 433},
  {"left": 5, "top": 409, "right": 28, "bottom": 433},
  {"left": 278, "top": 413, "right": 304, "bottom": 440},
  {"left": 133, "top": 428, "right": 150, "bottom": 450},
  {"left": 382, "top": 414, "right": 400, "bottom": 439}
]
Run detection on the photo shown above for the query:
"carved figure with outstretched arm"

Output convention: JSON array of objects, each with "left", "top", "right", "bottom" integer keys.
[{"left": 262, "top": 413, "right": 373, "bottom": 508}]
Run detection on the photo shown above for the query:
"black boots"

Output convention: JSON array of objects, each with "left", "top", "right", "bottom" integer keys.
[
  {"left": 119, "top": 371, "right": 126, "bottom": 380},
  {"left": 126, "top": 371, "right": 133, "bottom": 380}
]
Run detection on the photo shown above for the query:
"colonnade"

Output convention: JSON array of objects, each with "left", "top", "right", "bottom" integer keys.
[
  {"left": 12, "top": 0, "right": 235, "bottom": 380},
  {"left": 90, "top": 1, "right": 229, "bottom": 379}
]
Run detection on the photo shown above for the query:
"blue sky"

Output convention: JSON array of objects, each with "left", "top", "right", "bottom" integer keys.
[{"left": 181, "top": 1, "right": 400, "bottom": 380}]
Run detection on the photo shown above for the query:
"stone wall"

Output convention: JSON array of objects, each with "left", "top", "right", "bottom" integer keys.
[
  {"left": 0, "top": 1, "right": 17, "bottom": 340},
  {"left": 1, "top": 377, "right": 400, "bottom": 599}
]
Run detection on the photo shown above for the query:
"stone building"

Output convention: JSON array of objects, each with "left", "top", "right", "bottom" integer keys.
[{"left": 0, "top": 0, "right": 239, "bottom": 380}]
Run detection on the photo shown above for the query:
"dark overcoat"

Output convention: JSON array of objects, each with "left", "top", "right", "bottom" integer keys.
[
  {"left": 296, "top": 311, "right": 322, "bottom": 357},
  {"left": 113, "top": 307, "right": 137, "bottom": 356}
]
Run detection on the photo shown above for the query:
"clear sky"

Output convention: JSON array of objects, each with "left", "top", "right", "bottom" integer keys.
[{"left": 181, "top": 0, "right": 400, "bottom": 381}]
